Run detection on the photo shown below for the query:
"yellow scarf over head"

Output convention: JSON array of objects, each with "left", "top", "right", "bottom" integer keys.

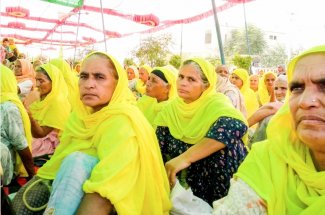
[
  {"left": 257, "top": 71, "right": 277, "bottom": 105},
  {"left": 30, "top": 63, "right": 71, "bottom": 131},
  {"left": 155, "top": 58, "right": 247, "bottom": 144},
  {"left": 137, "top": 66, "right": 177, "bottom": 127},
  {"left": 49, "top": 58, "right": 79, "bottom": 109},
  {"left": 0, "top": 65, "right": 32, "bottom": 176},
  {"left": 37, "top": 52, "right": 171, "bottom": 214},
  {"left": 235, "top": 45, "right": 325, "bottom": 214},
  {"left": 135, "top": 64, "right": 152, "bottom": 95},
  {"left": 232, "top": 68, "right": 259, "bottom": 118}
]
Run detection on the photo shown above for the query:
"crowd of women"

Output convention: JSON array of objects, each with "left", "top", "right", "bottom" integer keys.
[{"left": 0, "top": 43, "right": 324, "bottom": 215}]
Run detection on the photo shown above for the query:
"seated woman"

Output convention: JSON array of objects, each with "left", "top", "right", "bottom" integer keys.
[
  {"left": 248, "top": 74, "right": 288, "bottom": 145},
  {"left": 257, "top": 71, "right": 277, "bottom": 106},
  {"left": 155, "top": 58, "right": 248, "bottom": 205},
  {"left": 13, "top": 59, "right": 36, "bottom": 100},
  {"left": 0, "top": 65, "right": 35, "bottom": 185},
  {"left": 213, "top": 45, "right": 325, "bottom": 214},
  {"left": 13, "top": 51, "right": 171, "bottom": 215},
  {"left": 126, "top": 65, "right": 141, "bottom": 98},
  {"left": 24, "top": 64, "right": 71, "bottom": 160},
  {"left": 135, "top": 64, "right": 152, "bottom": 96},
  {"left": 215, "top": 65, "right": 247, "bottom": 117},
  {"left": 137, "top": 66, "right": 177, "bottom": 127},
  {"left": 249, "top": 74, "right": 259, "bottom": 92},
  {"left": 231, "top": 68, "right": 259, "bottom": 118}
]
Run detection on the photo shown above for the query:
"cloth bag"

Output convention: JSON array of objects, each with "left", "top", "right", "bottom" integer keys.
[{"left": 170, "top": 180, "right": 213, "bottom": 215}]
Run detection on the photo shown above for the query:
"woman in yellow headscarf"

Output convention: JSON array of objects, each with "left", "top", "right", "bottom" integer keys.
[
  {"left": 13, "top": 59, "right": 36, "bottom": 100},
  {"left": 257, "top": 71, "right": 277, "bottom": 106},
  {"left": 135, "top": 64, "right": 152, "bottom": 96},
  {"left": 49, "top": 58, "right": 79, "bottom": 109},
  {"left": 212, "top": 45, "right": 325, "bottom": 214},
  {"left": 126, "top": 65, "right": 141, "bottom": 98},
  {"left": 13, "top": 52, "right": 171, "bottom": 215},
  {"left": 155, "top": 58, "right": 248, "bottom": 205},
  {"left": 0, "top": 65, "right": 35, "bottom": 183},
  {"left": 24, "top": 63, "right": 71, "bottom": 158},
  {"left": 137, "top": 66, "right": 177, "bottom": 127},
  {"left": 231, "top": 68, "right": 259, "bottom": 118}
]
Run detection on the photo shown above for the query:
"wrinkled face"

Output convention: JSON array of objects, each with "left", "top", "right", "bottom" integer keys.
[
  {"left": 249, "top": 75, "right": 259, "bottom": 91},
  {"left": 126, "top": 68, "right": 135, "bottom": 80},
  {"left": 36, "top": 72, "right": 52, "bottom": 99},
  {"left": 79, "top": 55, "right": 118, "bottom": 112},
  {"left": 146, "top": 73, "right": 169, "bottom": 102},
  {"left": 216, "top": 65, "right": 229, "bottom": 78},
  {"left": 14, "top": 60, "right": 22, "bottom": 76},
  {"left": 274, "top": 80, "right": 287, "bottom": 102},
  {"left": 177, "top": 64, "right": 208, "bottom": 103},
  {"left": 139, "top": 68, "right": 149, "bottom": 83},
  {"left": 264, "top": 73, "right": 276, "bottom": 90},
  {"left": 231, "top": 74, "right": 243, "bottom": 89},
  {"left": 289, "top": 53, "right": 325, "bottom": 153}
]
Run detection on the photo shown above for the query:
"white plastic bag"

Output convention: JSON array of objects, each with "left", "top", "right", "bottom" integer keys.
[{"left": 170, "top": 180, "right": 213, "bottom": 215}]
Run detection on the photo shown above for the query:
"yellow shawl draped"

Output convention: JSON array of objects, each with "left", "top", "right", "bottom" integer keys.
[
  {"left": 49, "top": 58, "right": 79, "bottom": 109},
  {"left": 235, "top": 45, "right": 325, "bottom": 214},
  {"left": 30, "top": 63, "right": 71, "bottom": 131},
  {"left": 37, "top": 52, "right": 171, "bottom": 215},
  {"left": 232, "top": 68, "right": 259, "bottom": 118},
  {"left": 0, "top": 65, "right": 32, "bottom": 176},
  {"left": 137, "top": 66, "right": 177, "bottom": 127},
  {"left": 135, "top": 64, "right": 152, "bottom": 95},
  {"left": 155, "top": 58, "right": 247, "bottom": 145},
  {"left": 257, "top": 71, "right": 277, "bottom": 105}
]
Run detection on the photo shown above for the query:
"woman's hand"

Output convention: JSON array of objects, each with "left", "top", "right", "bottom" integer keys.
[
  {"left": 165, "top": 155, "right": 191, "bottom": 188},
  {"left": 23, "top": 90, "right": 40, "bottom": 107}
]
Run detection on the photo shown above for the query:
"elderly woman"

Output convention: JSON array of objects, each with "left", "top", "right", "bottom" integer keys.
[
  {"left": 137, "top": 66, "right": 177, "bottom": 127},
  {"left": 155, "top": 58, "right": 248, "bottom": 205},
  {"left": 135, "top": 64, "right": 152, "bottom": 96},
  {"left": 249, "top": 74, "right": 259, "bottom": 92},
  {"left": 213, "top": 45, "right": 325, "bottom": 214},
  {"left": 257, "top": 71, "right": 277, "bottom": 105},
  {"left": 13, "top": 52, "right": 171, "bottom": 215},
  {"left": 248, "top": 74, "right": 288, "bottom": 144},
  {"left": 216, "top": 65, "right": 247, "bottom": 117},
  {"left": 231, "top": 68, "right": 259, "bottom": 118},
  {"left": 0, "top": 65, "right": 35, "bottom": 184},
  {"left": 24, "top": 64, "right": 71, "bottom": 159},
  {"left": 13, "top": 59, "right": 36, "bottom": 100},
  {"left": 126, "top": 65, "right": 141, "bottom": 98}
]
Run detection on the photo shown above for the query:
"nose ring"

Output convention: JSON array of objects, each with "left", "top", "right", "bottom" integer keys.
[{"left": 312, "top": 99, "right": 316, "bottom": 102}]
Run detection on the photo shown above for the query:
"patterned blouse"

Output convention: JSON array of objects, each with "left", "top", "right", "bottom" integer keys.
[{"left": 156, "top": 116, "right": 248, "bottom": 205}]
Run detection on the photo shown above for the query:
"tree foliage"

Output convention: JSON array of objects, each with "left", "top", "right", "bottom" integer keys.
[
  {"left": 260, "top": 43, "right": 288, "bottom": 67},
  {"left": 132, "top": 33, "right": 173, "bottom": 67},
  {"left": 224, "top": 24, "right": 267, "bottom": 56},
  {"left": 123, "top": 57, "right": 136, "bottom": 68},
  {"left": 232, "top": 54, "right": 252, "bottom": 71},
  {"left": 169, "top": 54, "right": 182, "bottom": 69}
]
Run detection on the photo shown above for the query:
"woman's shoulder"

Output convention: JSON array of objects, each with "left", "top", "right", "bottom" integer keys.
[{"left": 0, "top": 101, "right": 19, "bottom": 112}]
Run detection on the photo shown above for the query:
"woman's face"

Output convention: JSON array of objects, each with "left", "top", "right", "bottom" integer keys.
[
  {"left": 79, "top": 55, "right": 118, "bottom": 112},
  {"left": 177, "top": 64, "right": 208, "bottom": 104},
  {"left": 36, "top": 72, "right": 52, "bottom": 99},
  {"left": 264, "top": 73, "right": 276, "bottom": 91},
  {"left": 127, "top": 68, "right": 135, "bottom": 80},
  {"left": 289, "top": 53, "right": 325, "bottom": 153},
  {"left": 215, "top": 65, "right": 229, "bottom": 78},
  {"left": 146, "top": 73, "right": 170, "bottom": 102},
  {"left": 139, "top": 68, "right": 149, "bottom": 83},
  {"left": 274, "top": 80, "right": 287, "bottom": 102},
  {"left": 14, "top": 60, "right": 22, "bottom": 76},
  {"left": 231, "top": 74, "right": 243, "bottom": 89},
  {"left": 249, "top": 75, "right": 259, "bottom": 91}
]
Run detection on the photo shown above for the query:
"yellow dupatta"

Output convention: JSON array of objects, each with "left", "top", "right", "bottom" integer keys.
[
  {"left": 29, "top": 63, "right": 71, "bottom": 131},
  {"left": 135, "top": 64, "right": 152, "bottom": 95},
  {"left": 137, "top": 66, "right": 177, "bottom": 127},
  {"left": 155, "top": 58, "right": 247, "bottom": 145},
  {"left": 232, "top": 68, "right": 259, "bottom": 118},
  {"left": 37, "top": 52, "right": 171, "bottom": 215},
  {"left": 0, "top": 65, "right": 32, "bottom": 176},
  {"left": 235, "top": 45, "right": 325, "bottom": 214},
  {"left": 49, "top": 58, "right": 79, "bottom": 109},
  {"left": 257, "top": 71, "right": 277, "bottom": 105}
]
